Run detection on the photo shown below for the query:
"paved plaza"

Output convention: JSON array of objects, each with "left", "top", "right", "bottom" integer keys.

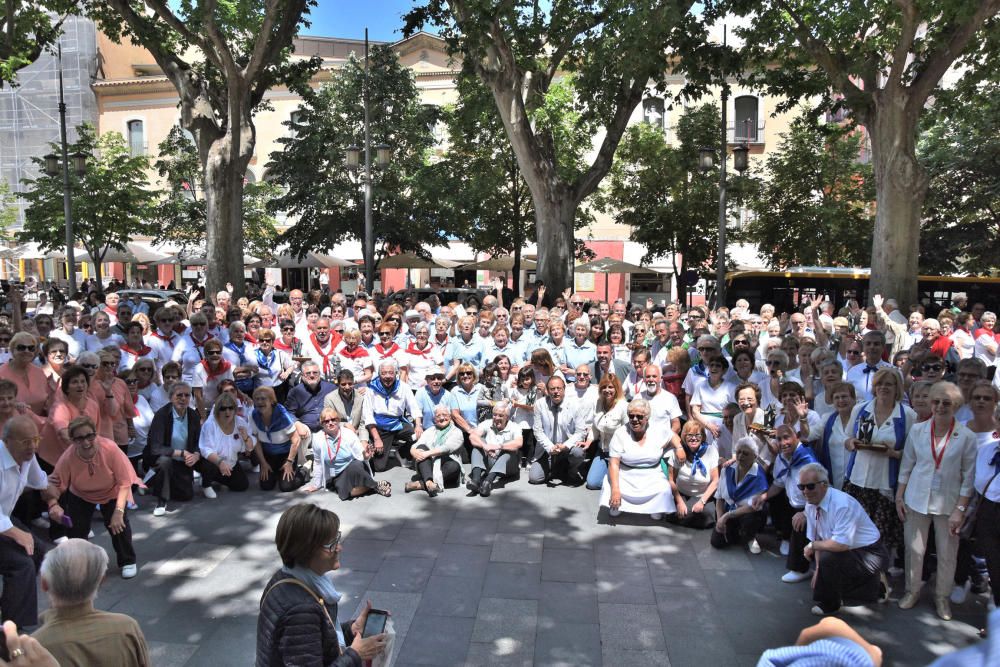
[{"left": 46, "top": 465, "right": 986, "bottom": 667}]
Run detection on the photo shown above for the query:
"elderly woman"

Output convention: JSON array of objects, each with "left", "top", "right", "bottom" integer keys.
[
  {"left": 896, "top": 381, "right": 977, "bottom": 620},
  {"left": 974, "top": 311, "right": 998, "bottom": 365},
  {"left": 450, "top": 363, "right": 485, "bottom": 450},
  {"left": 730, "top": 382, "right": 773, "bottom": 467},
  {"left": 466, "top": 403, "right": 522, "bottom": 497},
  {"left": 223, "top": 321, "right": 259, "bottom": 376},
  {"left": 89, "top": 349, "right": 136, "bottom": 454},
  {"left": 336, "top": 329, "right": 374, "bottom": 391},
  {"left": 586, "top": 374, "right": 629, "bottom": 490},
  {"left": 445, "top": 315, "right": 483, "bottom": 381},
  {"left": 405, "top": 405, "right": 464, "bottom": 496},
  {"left": 600, "top": 398, "right": 676, "bottom": 519},
  {"left": 39, "top": 365, "right": 102, "bottom": 468},
  {"left": 690, "top": 356, "right": 736, "bottom": 447},
  {"left": 816, "top": 381, "right": 857, "bottom": 490},
  {"left": 122, "top": 369, "right": 154, "bottom": 475},
  {"left": 0, "top": 332, "right": 50, "bottom": 416},
  {"left": 40, "top": 338, "right": 69, "bottom": 387},
  {"left": 403, "top": 322, "right": 440, "bottom": 390},
  {"left": 668, "top": 421, "right": 720, "bottom": 528},
  {"left": 257, "top": 504, "right": 387, "bottom": 667},
  {"left": 251, "top": 386, "right": 308, "bottom": 492},
  {"left": 146, "top": 382, "right": 204, "bottom": 515},
  {"left": 196, "top": 392, "right": 253, "bottom": 496},
  {"left": 46, "top": 416, "right": 141, "bottom": 578},
  {"left": 85, "top": 311, "right": 122, "bottom": 352},
  {"left": 842, "top": 368, "right": 915, "bottom": 565},
  {"left": 118, "top": 321, "right": 154, "bottom": 371},
  {"left": 255, "top": 328, "right": 296, "bottom": 402},
  {"left": 712, "top": 437, "right": 769, "bottom": 553},
  {"left": 305, "top": 407, "right": 390, "bottom": 499}
]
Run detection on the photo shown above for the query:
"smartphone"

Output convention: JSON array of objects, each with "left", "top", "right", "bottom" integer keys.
[{"left": 362, "top": 609, "right": 388, "bottom": 638}]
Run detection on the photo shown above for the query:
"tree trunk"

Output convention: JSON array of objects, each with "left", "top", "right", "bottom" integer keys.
[
  {"left": 867, "top": 95, "right": 928, "bottom": 308},
  {"left": 533, "top": 195, "right": 576, "bottom": 297}
]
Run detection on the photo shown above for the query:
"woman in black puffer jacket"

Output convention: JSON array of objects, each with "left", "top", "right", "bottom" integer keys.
[{"left": 256, "top": 504, "right": 388, "bottom": 667}]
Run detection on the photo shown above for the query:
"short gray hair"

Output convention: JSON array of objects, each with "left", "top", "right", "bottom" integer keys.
[
  {"left": 40, "top": 539, "right": 108, "bottom": 606},
  {"left": 411, "top": 321, "right": 430, "bottom": 336},
  {"left": 170, "top": 381, "right": 192, "bottom": 397},
  {"left": 76, "top": 351, "right": 99, "bottom": 367},
  {"left": 379, "top": 358, "right": 399, "bottom": 373},
  {"left": 798, "top": 463, "right": 829, "bottom": 485},
  {"left": 300, "top": 360, "right": 320, "bottom": 373},
  {"left": 627, "top": 397, "right": 651, "bottom": 416},
  {"left": 734, "top": 436, "right": 759, "bottom": 457}
]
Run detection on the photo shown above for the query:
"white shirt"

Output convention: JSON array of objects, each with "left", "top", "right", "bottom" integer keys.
[
  {"left": 825, "top": 413, "right": 852, "bottom": 490},
  {"left": 362, "top": 382, "right": 421, "bottom": 429},
  {"left": 718, "top": 462, "right": 765, "bottom": 509},
  {"left": 222, "top": 340, "right": 260, "bottom": 374},
  {"left": 773, "top": 445, "right": 816, "bottom": 508},
  {"left": 806, "top": 486, "right": 881, "bottom": 549},
  {"left": 199, "top": 415, "right": 252, "bottom": 467},
  {"left": 0, "top": 443, "right": 48, "bottom": 532},
  {"left": 85, "top": 332, "right": 124, "bottom": 353},
  {"left": 591, "top": 399, "right": 629, "bottom": 452},
  {"left": 475, "top": 421, "right": 519, "bottom": 450},
  {"left": 638, "top": 389, "right": 682, "bottom": 434},
  {"left": 667, "top": 443, "right": 719, "bottom": 497},
  {"left": 128, "top": 394, "right": 155, "bottom": 459},
  {"left": 145, "top": 328, "right": 182, "bottom": 368},
  {"left": 50, "top": 328, "right": 89, "bottom": 360},
  {"left": 899, "top": 419, "right": 977, "bottom": 515},
  {"left": 774, "top": 409, "right": 825, "bottom": 444},
  {"left": 974, "top": 438, "right": 1000, "bottom": 502},
  {"left": 566, "top": 384, "right": 598, "bottom": 428},
  {"left": 845, "top": 360, "right": 894, "bottom": 402},
  {"left": 845, "top": 401, "right": 916, "bottom": 493}
]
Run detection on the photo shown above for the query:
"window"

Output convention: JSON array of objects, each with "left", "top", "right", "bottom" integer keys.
[
  {"left": 733, "top": 96, "right": 758, "bottom": 142},
  {"left": 642, "top": 98, "right": 666, "bottom": 131},
  {"left": 289, "top": 110, "right": 304, "bottom": 137},
  {"left": 244, "top": 170, "right": 256, "bottom": 185},
  {"left": 127, "top": 120, "right": 145, "bottom": 156}
]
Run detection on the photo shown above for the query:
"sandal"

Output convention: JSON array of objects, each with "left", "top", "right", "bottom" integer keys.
[{"left": 376, "top": 480, "right": 392, "bottom": 497}]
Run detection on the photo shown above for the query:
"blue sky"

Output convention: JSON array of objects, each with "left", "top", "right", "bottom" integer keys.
[{"left": 303, "top": 0, "right": 431, "bottom": 42}]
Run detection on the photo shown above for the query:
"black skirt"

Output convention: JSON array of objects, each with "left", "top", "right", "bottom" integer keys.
[{"left": 328, "top": 459, "right": 376, "bottom": 500}]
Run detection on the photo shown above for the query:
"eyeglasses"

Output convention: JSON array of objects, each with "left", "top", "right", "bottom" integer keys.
[
  {"left": 100, "top": 361, "right": 116, "bottom": 368},
  {"left": 576, "top": 373, "right": 590, "bottom": 378},
  {"left": 322, "top": 531, "right": 343, "bottom": 551},
  {"left": 697, "top": 347, "right": 714, "bottom": 353},
  {"left": 921, "top": 363, "right": 943, "bottom": 372},
  {"left": 174, "top": 392, "right": 191, "bottom": 398},
  {"left": 125, "top": 378, "right": 139, "bottom": 385},
  {"left": 766, "top": 360, "right": 783, "bottom": 367},
  {"left": 627, "top": 413, "right": 647, "bottom": 421},
  {"left": 321, "top": 417, "right": 340, "bottom": 424},
  {"left": 427, "top": 375, "right": 444, "bottom": 381},
  {"left": 459, "top": 372, "right": 474, "bottom": 377},
  {"left": 796, "top": 482, "right": 826, "bottom": 491},
  {"left": 846, "top": 350, "right": 862, "bottom": 356},
  {"left": 48, "top": 349, "right": 66, "bottom": 356},
  {"left": 71, "top": 432, "right": 97, "bottom": 443},
  {"left": 159, "top": 318, "right": 176, "bottom": 324},
  {"left": 378, "top": 332, "right": 392, "bottom": 337},
  {"left": 206, "top": 350, "right": 222, "bottom": 356},
  {"left": 80, "top": 363, "right": 98, "bottom": 370},
  {"left": 281, "top": 326, "right": 295, "bottom": 332},
  {"left": 14, "top": 344, "right": 36, "bottom": 352}
]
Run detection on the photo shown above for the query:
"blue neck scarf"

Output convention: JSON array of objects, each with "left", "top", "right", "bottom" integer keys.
[
  {"left": 724, "top": 464, "right": 769, "bottom": 511},
  {"left": 686, "top": 443, "right": 709, "bottom": 477},
  {"left": 775, "top": 444, "right": 818, "bottom": 480},
  {"left": 370, "top": 375, "right": 407, "bottom": 432},
  {"left": 280, "top": 565, "right": 343, "bottom": 645},
  {"left": 225, "top": 340, "right": 247, "bottom": 366},
  {"left": 256, "top": 348, "right": 275, "bottom": 378},
  {"left": 252, "top": 403, "right": 294, "bottom": 438}
]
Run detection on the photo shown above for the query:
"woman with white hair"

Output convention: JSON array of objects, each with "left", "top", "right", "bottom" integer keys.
[
  {"left": 466, "top": 402, "right": 522, "bottom": 497},
  {"left": 222, "top": 320, "right": 259, "bottom": 376},
  {"left": 405, "top": 406, "right": 464, "bottom": 497},
  {"left": 712, "top": 437, "right": 769, "bottom": 553},
  {"left": 403, "top": 321, "right": 441, "bottom": 389},
  {"left": 337, "top": 328, "right": 374, "bottom": 391},
  {"left": 601, "top": 398, "right": 676, "bottom": 519}
]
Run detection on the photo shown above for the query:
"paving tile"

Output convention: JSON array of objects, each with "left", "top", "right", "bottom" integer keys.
[
  {"left": 537, "top": 581, "right": 599, "bottom": 625},
  {"left": 145, "top": 641, "right": 199, "bottom": 667},
  {"left": 465, "top": 640, "right": 536, "bottom": 667},
  {"left": 603, "top": 648, "right": 672, "bottom": 666},
  {"left": 433, "top": 543, "right": 492, "bottom": 579},
  {"left": 534, "top": 621, "right": 603, "bottom": 667},
  {"left": 489, "top": 533, "right": 543, "bottom": 563},
  {"left": 385, "top": 527, "right": 449, "bottom": 558},
  {"left": 599, "top": 602, "right": 666, "bottom": 650},
  {"left": 398, "top": 613, "right": 475, "bottom": 666},
  {"left": 337, "top": 537, "right": 393, "bottom": 571},
  {"left": 147, "top": 542, "right": 236, "bottom": 578},
  {"left": 445, "top": 517, "right": 499, "bottom": 545},
  {"left": 415, "top": 575, "right": 482, "bottom": 617},
  {"left": 541, "top": 547, "right": 596, "bottom": 583},
  {"left": 596, "top": 565, "right": 657, "bottom": 604},
  {"left": 368, "top": 556, "right": 435, "bottom": 593},
  {"left": 186, "top": 638, "right": 257, "bottom": 667},
  {"left": 471, "top": 597, "right": 538, "bottom": 644},
  {"left": 482, "top": 562, "right": 543, "bottom": 600},
  {"left": 352, "top": 591, "right": 423, "bottom": 666}
]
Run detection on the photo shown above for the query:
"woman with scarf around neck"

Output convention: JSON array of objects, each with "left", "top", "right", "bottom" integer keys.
[
  {"left": 713, "top": 437, "right": 769, "bottom": 553},
  {"left": 303, "top": 407, "right": 390, "bottom": 499},
  {"left": 896, "top": 381, "right": 977, "bottom": 621},
  {"left": 815, "top": 381, "right": 858, "bottom": 490},
  {"left": 251, "top": 386, "right": 308, "bottom": 492},
  {"left": 403, "top": 322, "right": 440, "bottom": 389},
  {"left": 405, "top": 405, "right": 464, "bottom": 496},
  {"left": 118, "top": 322, "right": 155, "bottom": 372},
  {"left": 274, "top": 318, "right": 304, "bottom": 358},
  {"left": 256, "top": 504, "right": 388, "bottom": 667},
  {"left": 729, "top": 382, "right": 774, "bottom": 468},
  {"left": 39, "top": 365, "right": 102, "bottom": 468},
  {"left": 842, "top": 368, "right": 915, "bottom": 569},
  {"left": 129, "top": 358, "right": 168, "bottom": 411},
  {"left": 336, "top": 329, "right": 374, "bottom": 392},
  {"left": 196, "top": 392, "right": 253, "bottom": 495},
  {"left": 191, "top": 338, "right": 236, "bottom": 420},
  {"left": 255, "top": 329, "right": 296, "bottom": 402},
  {"left": 667, "top": 421, "right": 720, "bottom": 528},
  {"left": 40, "top": 338, "right": 69, "bottom": 389},
  {"left": 222, "top": 321, "right": 260, "bottom": 378},
  {"left": 600, "top": 398, "right": 676, "bottom": 519}
]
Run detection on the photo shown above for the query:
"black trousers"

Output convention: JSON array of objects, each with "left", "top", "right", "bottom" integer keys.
[
  {"left": 149, "top": 456, "right": 195, "bottom": 502},
  {"left": 370, "top": 425, "right": 415, "bottom": 473},
  {"left": 414, "top": 445, "right": 461, "bottom": 488},
  {"left": 198, "top": 458, "right": 250, "bottom": 492},
  {"left": 771, "top": 493, "right": 810, "bottom": 572},
  {"left": 711, "top": 509, "right": 767, "bottom": 549},
  {"left": 976, "top": 498, "right": 1000, "bottom": 606},
  {"left": 258, "top": 451, "right": 306, "bottom": 492},
  {"left": 62, "top": 490, "right": 136, "bottom": 568},
  {"left": 0, "top": 518, "right": 50, "bottom": 627},
  {"left": 813, "top": 540, "right": 888, "bottom": 612}
]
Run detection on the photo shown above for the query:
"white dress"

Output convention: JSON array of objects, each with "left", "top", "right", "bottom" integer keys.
[{"left": 599, "top": 427, "right": 676, "bottom": 515}]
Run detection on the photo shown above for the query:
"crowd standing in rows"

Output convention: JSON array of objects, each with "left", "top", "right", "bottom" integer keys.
[{"left": 2, "top": 276, "right": 1000, "bottom": 664}]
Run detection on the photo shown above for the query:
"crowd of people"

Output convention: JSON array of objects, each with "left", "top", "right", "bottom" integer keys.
[{"left": 1, "top": 277, "right": 999, "bottom": 664}]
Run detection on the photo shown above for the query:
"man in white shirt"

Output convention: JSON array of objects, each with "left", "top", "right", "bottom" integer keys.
[
  {"left": 637, "top": 365, "right": 681, "bottom": 435},
  {"left": 467, "top": 403, "right": 522, "bottom": 497},
  {"left": 531, "top": 376, "right": 589, "bottom": 485},
  {"left": 145, "top": 307, "right": 183, "bottom": 368},
  {"left": 845, "top": 331, "right": 894, "bottom": 401},
  {"left": 0, "top": 416, "right": 56, "bottom": 627},
  {"left": 799, "top": 463, "right": 888, "bottom": 616}
]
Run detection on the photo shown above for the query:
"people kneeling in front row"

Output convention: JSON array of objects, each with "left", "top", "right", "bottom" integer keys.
[
  {"left": 467, "top": 403, "right": 522, "bottom": 497},
  {"left": 303, "top": 407, "right": 391, "bottom": 499}
]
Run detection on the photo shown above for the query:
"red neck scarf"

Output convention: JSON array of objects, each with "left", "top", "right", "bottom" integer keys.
[
  {"left": 375, "top": 342, "right": 400, "bottom": 358},
  {"left": 930, "top": 335, "right": 952, "bottom": 359},
  {"left": 201, "top": 358, "right": 232, "bottom": 380},
  {"left": 406, "top": 341, "right": 433, "bottom": 358},
  {"left": 274, "top": 337, "right": 297, "bottom": 353},
  {"left": 245, "top": 333, "right": 258, "bottom": 345},
  {"left": 339, "top": 345, "right": 369, "bottom": 360},
  {"left": 309, "top": 333, "right": 335, "bottom": 374},
  {"left": 150, "top": 329, "right": 175, "bottom": 348},
  {"left": 120, "top": 343, "right": 152, "bottom": 360}
]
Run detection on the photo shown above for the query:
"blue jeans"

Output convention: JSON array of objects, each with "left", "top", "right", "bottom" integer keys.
[{"left": 586, "top": 454, "right": 608, "bottom": 490}]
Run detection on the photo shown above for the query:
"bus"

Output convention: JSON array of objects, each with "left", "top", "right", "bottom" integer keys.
[{"left": 724, "top": 267, "right": 1000, "bottom": 313}]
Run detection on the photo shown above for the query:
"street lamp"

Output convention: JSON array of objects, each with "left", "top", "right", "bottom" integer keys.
[{"left": 344, "top": 29, "right": 391, "bottom": 294}]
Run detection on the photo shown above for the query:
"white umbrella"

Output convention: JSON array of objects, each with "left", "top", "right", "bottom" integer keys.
[
  {"left": 272, "top": 251, "right": 356, "bottom": 269},
  {"left": 459, "top": 256, "right": 537, "bottom": 271},
  {"left": 2, "top": 242, "right": 68, "bottom": 260},
  {"left": 76, "top": 242, "right": 173, "bottom": 264},
  {"left": 148, "top": 248, "right": 266, "bottom": 268},
  {"left": 377, "top": 252, "right": 460, "bottom": 269}
]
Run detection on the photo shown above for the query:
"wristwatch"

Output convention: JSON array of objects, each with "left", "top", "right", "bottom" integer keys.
[{"left": 956, "top": 505, "right": 967, "bottom": 513}]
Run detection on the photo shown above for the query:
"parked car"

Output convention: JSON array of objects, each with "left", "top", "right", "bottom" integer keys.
[{"left": 116, "top": 289, "right": 189, "bottom": 318}]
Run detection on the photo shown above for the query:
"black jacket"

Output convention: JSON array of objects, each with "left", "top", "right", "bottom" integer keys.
[
  {"left": 256, "top": 570, "right": 362, "bottom": 667},
  {"left": 147, "top": 404, "right": 201, "bottom": 459}
]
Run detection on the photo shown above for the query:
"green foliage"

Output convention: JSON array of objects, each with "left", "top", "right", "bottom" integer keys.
[
  {"left": 601, "top": 104, "right": 724, "bottom": 301},
  {"left": 264, "top": 45, "right": 446, "bottom": 261},
  {"left": 19, "top": 124, "right": 155, "bottom": 282},
  {"left": 0, "top": 181, "right": 19, "bottom": 237},
  {"left": 741, "top": 114, "right": 875, "bottom": 268},
  {"left": 0, "top": 1, "right": 77, "bottom": 84},
  {"left": 918, "top": 79, "right": 1000, "bottom": 274},
  {"left": 152, "top": 126, "right": 278, "bottom": 260},
  {"left": 526, "top": 75, "right": 593, "bottom": 183}
]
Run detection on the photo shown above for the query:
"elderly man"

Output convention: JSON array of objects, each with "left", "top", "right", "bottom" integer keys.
[
  {"left": 638, "top": 365, "right": 682, "bottom": 435},
  {"left": 798, "top": 463, "right": 889, "bottom": 616},
  {"left": 1, "top": 415, "right": 55, "bottom": 628},
  {"left": 845, "top": 331, "right": 894, "bottom": 401},
  {"left": 364, "top": 360, "right": 422, "bottom": 472},
  {"left": 284, "top": 360, "right": 335, "bottom": 435},
  {"left": 467, "top": 403, "right": 522, "bottom": 497},
  {"left": 32, "top": 539, "right": 150, "bottom": 666},
  {"left": 531, "top": 376, "right": 589, "bottom": 485},
  {"left": 302, "top": 317, "right": 341, "bottom": 382},
  {"left": 144, "top": 307, "right": 182, "bottom": 368},
  {"left": 414, "top": 366, "right": 455, "bottom": 430}
]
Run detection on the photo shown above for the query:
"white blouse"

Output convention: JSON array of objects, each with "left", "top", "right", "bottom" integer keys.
[
  {"left": 591, "top": 399, "right": 628, "bottom": 452},
  {"left": 199, "top": 415, "right": 252, "bottom": 467},
  {"left": 899, "top": 419, "right": 977, "bottom": 515}
]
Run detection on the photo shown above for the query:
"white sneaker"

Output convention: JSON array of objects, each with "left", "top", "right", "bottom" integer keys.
[
  {"left": 748, "top": 539, "right": 762, "bottom": 555},
  {"left": 53, "top": 536, "right": 69, "bottom": 545},
  {"left": 650, "top": 513, "right": 663, "bottom": 521},
  {"left": 609, "top": 508, "right": 621, "bottom": 517},
  {"left": 782, "top": 569, "right": 812, "bottom": 583},
  {"left": 203, "top": 485, "right": 217, "bottom": 499},
  {"left": 950, "top": 582, "right": 971, "bottom": 605},
  {"left": 779, "top": 540, "right": 790, "bottom": 556},
  {"left": 153, "top": 502, "right": 166, "bottom": 517},
  {"left": 121, "top": 564, "right": 138, "bottom": 579},
  {"left": 87, "top": 530, "right": 95, "bottom": 539}
]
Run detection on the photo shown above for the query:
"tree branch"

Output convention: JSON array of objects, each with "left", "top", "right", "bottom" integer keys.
[
  {"left": 199, "top": 0, "right": 240, "bottom": 78},
  {"left": 141, "top": 0, "right": 226, "bottom": 72},
  {"left": 246, "top": 0, "right": 307, "bottom": 82},
  {"left": 887, "top": 0, "right": 919, "bottom": 87},
  {"left": 573, "top": 78, "right": 646, "bottom": 202},
  {"left": 909, "top": 0, "right": 1000, "bottom": 108}
]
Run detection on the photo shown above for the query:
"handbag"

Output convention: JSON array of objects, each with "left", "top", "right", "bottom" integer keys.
[{"left": 960, "top": 469, "right": 1000, "bottom": 540}]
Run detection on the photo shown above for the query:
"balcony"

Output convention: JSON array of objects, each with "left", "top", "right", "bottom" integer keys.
[{"left": 727, "top": 119, "right": 765, "bottom": 145}]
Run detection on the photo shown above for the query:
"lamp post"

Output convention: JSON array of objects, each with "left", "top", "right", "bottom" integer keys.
[
  {"left": 42, "top": 43, "right": 86, "bottom": 296},
  {"left": 344, "top": 28, "right": 390, "bottom": 294}
]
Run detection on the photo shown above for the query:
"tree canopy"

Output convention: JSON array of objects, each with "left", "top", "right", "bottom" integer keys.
[
  {"left": 19, "top": 124, "right": 155, "bottom": 285},
  {"left": 0, "top": 1, "right": 77, "bottom": 84},
  {"left": 741, "top": 113, "right": 875, "bottom": 269},
  {"left": 265, "top": 44, "right": 447, "bottom": 262}
]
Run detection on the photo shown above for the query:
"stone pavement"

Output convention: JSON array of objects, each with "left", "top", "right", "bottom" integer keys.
[{"left": 44, "top": 465, "right": 986, "bottom": 667}]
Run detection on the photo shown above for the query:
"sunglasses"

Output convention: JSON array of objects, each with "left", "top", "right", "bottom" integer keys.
[
  {"left": 71, "top": 432, "right": 97, "bottom": 443},
  {"left": 427, "top": 375, "right": 444, "bottom": 381},
  {"left": 217, "top": 406, "right": 236, "bottom": 413},
  {"left": 80, "top": 364, "right": 98, "bottom": 370},
  {"left": 766, "top": 360, "right": 782, "bottom": 367},
  {"left": 125, "top": 379, "right": 139, "bottom": 385},
  {"left": 697, "top": 347, "right": 714, "bottom": 353},
  {"left": 796, "top": 482, "right": 825, "bottom": 491},
  {"left": 14, "top": 344, "right": 35, "bottom": 352},
  {"left": 281, "top": 327, "right": 295, "bottom": 332},
  {"left": 846, "top": 350, "right": 862, "bottom": 356},
  {"left": 459, "top": 372, "right": 475, "bottom": 377},
  {"left": 206, "top": 350, "right": 222, "bottom": 356},
  {"left": 321, "top": 417, "right": 339, "bottom": 424},
  {"left": 627, "top": 413, "right": 646, "bottom": 421}
]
